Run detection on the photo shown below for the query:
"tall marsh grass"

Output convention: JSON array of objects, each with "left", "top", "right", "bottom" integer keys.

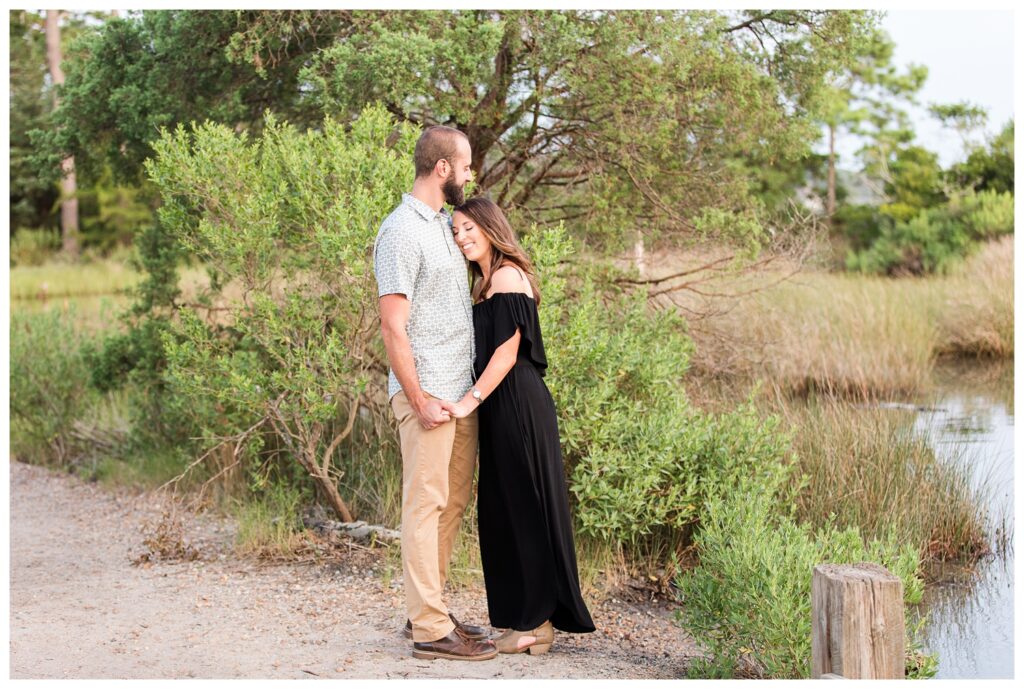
[
  {"left": 933, "top": 235, "right": 1013, "bottom": 358},
  {"left": 681, "top": 236, "right": 1012, "bottom": 399},
  {"left": 770, "top": 394, "right": 992, "bottom": 561}
]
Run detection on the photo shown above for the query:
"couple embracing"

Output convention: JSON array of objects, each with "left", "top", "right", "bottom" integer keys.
[{"left": 373, "top": 125, "right": 595, "bottom": 661}]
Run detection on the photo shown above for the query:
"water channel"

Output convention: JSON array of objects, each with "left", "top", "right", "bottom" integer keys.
[{"left": 911, "top": 360, "right": 1014, "bottom": 679}]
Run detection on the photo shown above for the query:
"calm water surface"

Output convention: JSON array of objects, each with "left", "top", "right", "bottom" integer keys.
[{"left": 910, "top": 360, "right": 1014, "bottom": 679}]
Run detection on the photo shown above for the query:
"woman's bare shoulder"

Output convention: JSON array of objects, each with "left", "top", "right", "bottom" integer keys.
[{"left": 487, "top": 265, "right": 533, "bottom": 298}]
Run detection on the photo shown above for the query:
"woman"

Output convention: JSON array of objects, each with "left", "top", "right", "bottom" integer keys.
[{"left": 441, "top": 197, "right": 595, "bottom": 655}]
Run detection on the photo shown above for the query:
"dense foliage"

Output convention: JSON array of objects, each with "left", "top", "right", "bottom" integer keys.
[
  {"left": 93, "top": 105, "right": 791, "bottom": 549},
  {"left": 27, "top": 9, "right": 879, "bottom": 253},
  {"left": 847, "top": 189, "right": 1014, "bottom": 275},
  {"left": 677, "top": 477, "right": 930, "bottom": 678}
]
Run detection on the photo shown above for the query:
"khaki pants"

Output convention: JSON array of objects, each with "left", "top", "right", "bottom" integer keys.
[{"left": 391, "top": 390, "right": 479, "bottom": 642}]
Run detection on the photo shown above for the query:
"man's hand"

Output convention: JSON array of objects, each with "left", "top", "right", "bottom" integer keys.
[{"left": 414, "top": 395, "right": 451, "bottom": 430}]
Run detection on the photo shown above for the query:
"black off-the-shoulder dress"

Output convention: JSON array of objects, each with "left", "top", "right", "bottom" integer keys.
[{"left": 472, "top": 291, "right": 595, "bottom": 634}]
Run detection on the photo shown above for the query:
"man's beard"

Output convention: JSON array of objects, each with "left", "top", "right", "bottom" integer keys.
[{"left": 442, "top": 172, "right": 465, "bottom": 207}]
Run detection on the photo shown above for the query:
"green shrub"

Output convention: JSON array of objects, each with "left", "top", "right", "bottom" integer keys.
[
  {"left": 956, "top": 188, "right": 1014, "bottom": 239},
  {"left": 84, "top": 311, "right": 198, "bottom": 448},
  {"left": 9, "top": 307, "right": 97, "bottom": 465},
  {"left": 147, "top": 104, "right": 418, "bottom": 521},
  {"left": 833, "top": 204, "right": 888, "bottom": 252},
  {"left": 676, "top": 481, "right": 929, "bottom": 678},
  {"left": 848, "top": 189, "right": 1014, "bottom": 276},
  {"left": 526, "top": 227, "right": 795, "bottom": 547}
]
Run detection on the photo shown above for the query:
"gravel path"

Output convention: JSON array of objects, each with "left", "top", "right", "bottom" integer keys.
[{"left": 9, "top": 459, "right": 697, "bottom": 679}]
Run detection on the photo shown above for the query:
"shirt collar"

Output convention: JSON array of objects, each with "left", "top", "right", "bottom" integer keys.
[{"left": 402, "top": 193, "right": 450, "bottom": 223}]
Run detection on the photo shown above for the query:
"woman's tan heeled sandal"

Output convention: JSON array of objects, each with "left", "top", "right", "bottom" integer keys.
[{"left": 494, "top": 620, "right": 554, "bottom": 654}]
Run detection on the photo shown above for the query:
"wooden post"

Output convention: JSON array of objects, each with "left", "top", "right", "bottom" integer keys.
[{"left": 812, "top": 562, "right": 905, "bottom": 679}]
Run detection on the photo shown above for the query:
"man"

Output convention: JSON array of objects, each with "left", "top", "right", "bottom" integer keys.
[{"left": 373, "top": 125, "right": 496, "bottom": 661}]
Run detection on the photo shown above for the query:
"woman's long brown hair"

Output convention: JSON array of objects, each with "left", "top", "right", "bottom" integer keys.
[{"left": 453, "top": 197, "right": 542, "bottom": 305}]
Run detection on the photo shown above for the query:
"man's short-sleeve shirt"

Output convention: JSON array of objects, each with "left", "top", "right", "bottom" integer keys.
[{"left": 373, "top": 193, "right": 475, "bottom": 402}]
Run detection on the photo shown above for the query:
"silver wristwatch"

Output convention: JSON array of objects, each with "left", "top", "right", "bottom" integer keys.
[{"left": 471, "top": 387, "right": 483, "bottom": 403}]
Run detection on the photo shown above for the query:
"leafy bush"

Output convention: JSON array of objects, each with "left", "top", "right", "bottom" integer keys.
[
  {"left": 82, "top": 200, "right": 194, "bottom": 449},
  {"left": 676, "top": 480, "right": 929, "bottom": 678},
  {"left": 111, "top": 102, "right": 817, "bottom": 559},
  {"left": 525, "top": 227, "right": 795, "bottom": 546},
  {"left": 10, "top": 307, "right": 97, "bottom": 465},
  {"left": 832, "top": 204, "right": 889, "bottom": 253},
  {"left": 848, "top": 189, "right": 1014, "bottom": 275},
  {"left": 956, "top": 188, "right": 1015, "bottom": 239},
  {"left": 948, "top": 119, "right": 1014, "bottom": 194},
  {"left": 146, "top": 104, "right": 417, "bottom": 521}
]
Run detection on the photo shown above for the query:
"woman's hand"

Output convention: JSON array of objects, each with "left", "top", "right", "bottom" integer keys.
[{"left": 440, "top": 398, "right": 477, "bottom": 419}]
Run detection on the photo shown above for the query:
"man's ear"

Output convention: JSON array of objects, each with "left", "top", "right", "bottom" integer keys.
[{"left": 435, "top": 158, "right": 450, "bottom": 178}]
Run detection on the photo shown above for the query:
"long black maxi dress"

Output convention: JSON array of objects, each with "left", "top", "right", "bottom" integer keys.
[{"left": 473, "top": 290, "right": 596, "bottom": 634}]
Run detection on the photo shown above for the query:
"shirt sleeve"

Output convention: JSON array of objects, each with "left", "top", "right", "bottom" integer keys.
[{"left": 374, "top": 226, "right": 421, "bottom": 299}]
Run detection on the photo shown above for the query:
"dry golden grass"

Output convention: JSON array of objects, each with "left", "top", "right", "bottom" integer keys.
[
  {"left": 767, "top": 392, "right": 992, "bottom": 561},
  {"left": 933, "top": 235, "right": 1014, "bottom": 358},
  {"left": 657, "top": 236, "right": 1012, "bottom": 400}
]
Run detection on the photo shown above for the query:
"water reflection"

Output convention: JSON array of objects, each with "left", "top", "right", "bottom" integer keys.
[{"left": 910, "top": 360, "right": 1014, "bottom": 679}]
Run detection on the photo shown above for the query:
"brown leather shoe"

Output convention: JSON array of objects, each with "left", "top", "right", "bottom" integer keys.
[
  {"left": 412, "top": 628, "right": 498, "bottom": 661},
  {"left": 404, "top": 614, "right": 489, "bottom": 640}
]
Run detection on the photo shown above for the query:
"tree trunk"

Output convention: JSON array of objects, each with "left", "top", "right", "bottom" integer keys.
[
  {"left": 826, "top": 123, "right": 837, "bottom": 221},
  {"left": 45, "top": 10, "right": 79, "bottom": 259},
  {"left": 303, "top": 448, "right": 355, "bottom": 523}
]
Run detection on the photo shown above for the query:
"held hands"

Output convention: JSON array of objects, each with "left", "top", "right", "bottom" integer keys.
[
  {"left": 414, "top": 392, "right": 478, "bottom": 428},
  {"left": 440, "top": 397, "right": 478, "bottom": 419},
  {"left": 415, "top": 396, "right": 451, "bottom": 430}
]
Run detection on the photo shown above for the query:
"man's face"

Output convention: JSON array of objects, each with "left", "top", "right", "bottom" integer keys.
[{"left": 441, "top": 138, "right": 473, "bottom": 207}]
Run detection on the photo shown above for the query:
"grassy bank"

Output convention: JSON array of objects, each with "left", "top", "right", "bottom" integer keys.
[
  {"left": 771, "top": 391, "right": 993, "bottom": 561},
  {"left": 933, "top": 236, "right": 1014, "bottom": 358},
  {"left": 676, "top": 235, "right": 1012, "bottom": 400}
]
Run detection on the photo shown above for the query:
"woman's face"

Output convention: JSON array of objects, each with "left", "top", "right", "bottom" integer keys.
[{"left": 452, "top": 211, "right": 492, "bottom": 264}]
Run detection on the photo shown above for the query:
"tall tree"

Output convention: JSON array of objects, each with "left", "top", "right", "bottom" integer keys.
[
  {"left": 816, "top": 27, "right": 927, "bottom": 218},
  {"left": 45, "top": 10, "right": 79, "bottom": 258},
  {"left": 290, "top": 10, "right": 877, "bottom": 248},
  {"left": 948, "top": 119, "right": 1014, "bottom": 194},
  {"left": 929, "top": 101, "right": 988, "bottom": 160},
  {"left": 30, "top": 10, "right": 337, "bottom": 187},
  {"left": 35, "top": 10, "right": 877, "bottom": 253},
  {"left": 9, "top": 10, "right": 57, "bottom": 234}
]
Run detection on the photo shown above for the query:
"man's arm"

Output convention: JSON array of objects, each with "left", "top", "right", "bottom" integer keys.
[{"left": 379, "top": 293, "right": 450, "bottom": 430}]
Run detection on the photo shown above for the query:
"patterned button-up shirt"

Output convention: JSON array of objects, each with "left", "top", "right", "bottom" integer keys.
[{"left": 373, "top": 193, "right": 475, "bottom": 402}]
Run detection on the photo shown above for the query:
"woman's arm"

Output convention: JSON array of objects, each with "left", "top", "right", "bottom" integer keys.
[
  {"left": 442, "top": 267, "right": 531, "bottom": 418},
  {"left": 443, "top": 329, "right": 521, "bottom": 417}
]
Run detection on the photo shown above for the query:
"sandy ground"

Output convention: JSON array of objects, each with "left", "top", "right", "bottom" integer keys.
[{"left": 8, "top": 459, "right": 698, "bottom": 679}]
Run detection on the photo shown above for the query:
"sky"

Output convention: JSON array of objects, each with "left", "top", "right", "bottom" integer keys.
[{"left": 827, "top": 9, "right": 1014, "bottom": 171}]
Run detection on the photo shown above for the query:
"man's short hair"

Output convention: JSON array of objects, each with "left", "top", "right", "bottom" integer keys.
[{"left": 414, "top": 125, "right": 469, "bottom": 178}]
